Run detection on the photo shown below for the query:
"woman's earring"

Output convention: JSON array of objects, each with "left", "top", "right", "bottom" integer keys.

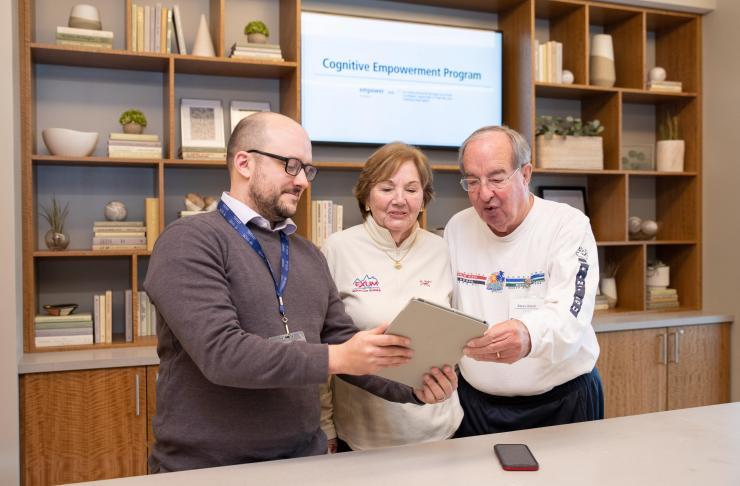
[{"left": 365, "top": 205, "right": 370, "bottom": 212}]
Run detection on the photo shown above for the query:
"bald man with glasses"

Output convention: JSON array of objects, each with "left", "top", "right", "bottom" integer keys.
[
  {"left": 445, "top": 125, "right": 604, "bottom": 438},
  {"left": 144, "top": 112, "right": 456, "bottom": 472}
]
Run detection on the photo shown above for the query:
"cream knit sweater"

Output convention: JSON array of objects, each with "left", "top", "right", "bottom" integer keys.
[{"left": 320, "top": 217, "right": 463, "bottom": 450}]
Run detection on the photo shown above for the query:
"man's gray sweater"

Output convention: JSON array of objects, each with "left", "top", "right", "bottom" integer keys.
[{"left": 144, "top": 212, "right": 417, "bottom": 472}]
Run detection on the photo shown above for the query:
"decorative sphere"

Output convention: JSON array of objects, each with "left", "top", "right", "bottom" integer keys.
[
  {"left": 104, "top": 200, "right": 127, "bottom": 221},
  {"left": 640, "top": 219, "right": 658, "bottom": 237},
  {"left": 628, "top": 216, "right": 642, "bottom": 234},
  {"left": 562, "top": 70, "right": 575, "bottom": 85},
  {"left": 649, "top": 66, "right": 667, "bottom": 82}
]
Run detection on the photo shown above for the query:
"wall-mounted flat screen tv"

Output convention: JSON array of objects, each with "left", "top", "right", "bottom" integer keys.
[{"left": 301, "top": 11, "right": 503, "bottom": 148}]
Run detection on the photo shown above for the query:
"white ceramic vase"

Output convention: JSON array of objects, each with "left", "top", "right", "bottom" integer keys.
[
  {"left": 600, "top": 277, "right": 618, "bottom": 308},
  {"left": 590, "top": 34, "right": 616, "bottom": 87},
  {"left": 656, "top": 140, "right": 685, "bottom": 172},
  {"left": 192, "top": 14, "right": 215, "bottom": 57}
]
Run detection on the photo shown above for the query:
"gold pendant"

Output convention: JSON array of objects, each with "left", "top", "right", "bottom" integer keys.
[{"left": 393, "top": 261, "right": 402, "bottom": 270}]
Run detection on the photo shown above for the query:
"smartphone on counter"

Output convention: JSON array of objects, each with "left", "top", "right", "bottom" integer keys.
[{"left": 493, "top": 444, "right": 539, "bottom": 471}]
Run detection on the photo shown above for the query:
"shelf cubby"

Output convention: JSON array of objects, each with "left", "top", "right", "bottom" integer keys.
[
  {"left": 534, "top": 0, "right": 588, "bottom": 85},
  {"left": 588, "top": 4, "right": 644, "bottom": 90}
]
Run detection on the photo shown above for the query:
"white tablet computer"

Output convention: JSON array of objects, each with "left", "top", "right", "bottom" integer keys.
[{"left": 375, "top": 297, "right": 488, "bottom": 388}]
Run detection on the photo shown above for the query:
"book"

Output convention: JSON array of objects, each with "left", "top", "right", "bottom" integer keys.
[
  {"left": 129, "top": 1, "right": 136, "bottom": 51},
  {"left": 34, "top": 312, "right": 93, "bottom": 323},
  {"left": 173, "top": 5, "right": 187, "bottom": 55},
  {"left": 34, "top": 320, "right": 94, "bottom": 330},
  {"left": 105, "top": 290, "right": 112, "bottom": 344},
  {"left": 181, "top": 152, "right": 227, "bottom": 160},
  {"left": 93, "top": 294, "right": 101, "bottom": 343},
  {"left": 647, "top": 287, "right": 678, "bottom": 295},
  {"left": 56, "top": 26, "right": 114, "bottom": 38},
  {"left": 56, "top": 40, "right": 113, "bottom": 49},
  {"left": 647, "top": 301, "right": 681, "bottom": 309},
  {"left": 154, "top": 3, "right": 161, "bottom": 53},
  {"left": 648, "top": 80, "right": 682, "bottom": 92},
  {"left": 138, "top": 291, "right": 148, "bottom": 336},
  {"left": 166, "top": 8, "right": 174, "bottom": 54},
  {"left": 125, "top": 289, "right": 133, "bottom": 342},
  {"left": 36, "top": 327, "right": 93, "bottom": 337},
  {"left": 35, "top": 334, "right": 94, "bottom": 347},
  {"left": 109, "top": 132, "right": 160, "bottom": 141},
  {"left": 108, "top": 140, "right": 162, "bottom": 147},
  {"left": 99, "top": 293, "right": 106, "bottom": 344},
  {"left": 94, "top": 230, "right": 146, "bottom": 236},
  {"left": 231, "top": 42, "right": 282, "bottom": 51},
  {"left": 136, "top": 4, "right": 145, "bottom": 52},
  {"left": 145, "top": 197, "right": 159, "bottom": 251},
  {"left": 93, "top": 236, "right": 147, "bottom": 245},
  {"left": 92, "top": 244, "right": 147, "bottom": 250},
  {"left": 94, "top": 220, "right": 144, "bottom": 227},
  {"left": 179, "top": 210, "right": 209, "bottom": 217}
]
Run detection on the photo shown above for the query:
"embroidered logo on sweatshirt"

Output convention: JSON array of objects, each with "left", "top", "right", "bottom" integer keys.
[
  {"left": 505, "top": 272, "right": 546, "bottom": 289},
  {"left": 419, "top": 279, "right": 432, "bottom": 287},
  {"left": 456, "top": 271, "right": 486, "bottom": 286},
  {"left": 485, "top": 271, "right": 506, "bottom": 292},
  {"left": 352, "top": 274, "right": 381, "bottom": 293}
]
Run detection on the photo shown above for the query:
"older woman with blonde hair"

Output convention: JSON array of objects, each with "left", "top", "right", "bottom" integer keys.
[{"left": 320, "top": 142, "right": 462, "bottom": 452}]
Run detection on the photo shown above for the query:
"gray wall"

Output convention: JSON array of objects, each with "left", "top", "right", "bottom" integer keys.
[
  {"left": 0, "top": 0, "right": 20, "bottom": 482},
  {"left": 702, "top": 0, "right": 740, "bottom": 401}
]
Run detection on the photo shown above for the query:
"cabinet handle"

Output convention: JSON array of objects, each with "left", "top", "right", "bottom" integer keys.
[
  {"left": 658, "top": 334, "right": 667, "bottom": 364},
  {"left": 675, "top": 329, "right": 684, "bottom": 364},
  {"left": 135, "top": 374, "right": 141, "bottom": 417}
]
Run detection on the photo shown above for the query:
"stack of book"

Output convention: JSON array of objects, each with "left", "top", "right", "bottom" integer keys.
[
  {"left": 128, "top": 3, "right": 186, "bottom": 54},
  {"left": 138, "top": 291, "right": 158, "bottom": 337},
  {"left": 647, "top": 287, "right": 680, "bottom": 310},
  {"left": 311, "top": 200, "right": 343, "bottom": 248},
  {"left": 229, "top": 42, "right": 284, "bottom": 61},
  {"left": 56, "top": 26, "right": 113, "bottom": 49},
  {"left": 534, "top": 40, "right": 563, "bottom": 83},
  {"left": 93, "top": 291, "right": 113, "bottom": 343},
  {"left": 108, "top": 133, "right": 162, "bottom": 159},
  {"left": 648, "top": 80, "right": 682, "bottom": 93},
  {"left": 594, "top": 294, "right": 610, "bottom": 311},
  {"left": 35, "top": 313, "right": 94, "bottom": 348},
  {"left": 92, "top": 221, "right": 147, "bottom": 251},
  {"left": 180, "top": 146, "right": 226, "bottom": 160}
]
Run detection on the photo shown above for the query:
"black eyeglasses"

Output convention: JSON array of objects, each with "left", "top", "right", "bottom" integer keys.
[{"left": 247, "top": 149, "right": 318, "bottom": 182}]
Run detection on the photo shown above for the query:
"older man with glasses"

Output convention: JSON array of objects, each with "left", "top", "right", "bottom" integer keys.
[
  {"left": 144, "top": 112, "right": 457, "bottom": 473},
  {"left": 445, "top": 125, "right": 604, "bottom": 438}
]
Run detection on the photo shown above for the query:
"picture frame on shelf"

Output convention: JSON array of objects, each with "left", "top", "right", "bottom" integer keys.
[
  {"left": 180, "top": 99, "right": 225, "bottom": 148},
  {"left": 538, "top": 186, "right": 588, "bottom": 215},
  {"left": 230, "top": 101, "right": 271, "bottom": 134},
  {"left": 621, "top": 144, "right": 655, "bottom": 170}
]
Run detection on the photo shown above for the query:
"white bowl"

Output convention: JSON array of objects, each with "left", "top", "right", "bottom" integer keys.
[{"left": 42, "top": 128, "right": 98, "bottom": 157}]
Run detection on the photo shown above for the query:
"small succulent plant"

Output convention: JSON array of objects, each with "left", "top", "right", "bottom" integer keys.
[
  {"left": 536, "top": 115, "right": 604, "bottom": 139},
  {"left": 244, "top": 20, "right": 269, "bottom": 37},
  {"left": 119, "top": 109, "right": 148, "bottom": 128}
]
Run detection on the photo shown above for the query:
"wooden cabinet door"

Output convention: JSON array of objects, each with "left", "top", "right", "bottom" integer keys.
[
  {"left": 21, "top": 367, "right": 147, "bottom": 486},
  {"left": 667, "top": 323, "right": 730, "bottom": 410},
  {"left": 596, "top": 328, "right": 668, "bottom": 418}
]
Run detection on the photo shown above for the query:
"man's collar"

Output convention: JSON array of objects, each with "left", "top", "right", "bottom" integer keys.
[{"left": 220, "top": 192, "right": 297, "bottom": 234}]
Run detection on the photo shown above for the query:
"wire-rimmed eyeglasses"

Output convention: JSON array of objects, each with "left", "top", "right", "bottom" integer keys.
[{"left": 459, "top": 166, "right": 522, "bottom": 192}]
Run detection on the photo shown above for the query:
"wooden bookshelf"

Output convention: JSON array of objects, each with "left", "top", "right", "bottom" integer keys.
[{"left": 20, "top": 0, "right": 703, "bottom": 349}]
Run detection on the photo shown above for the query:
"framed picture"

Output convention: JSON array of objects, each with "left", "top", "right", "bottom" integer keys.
[
  {"left": 538, "top": 186, "right": 588, "bottom": 215},
  {"left": 621, "top": 144, "right": 654, "bottom": 170},
  {"left": 180, "top": 99, "right": 225, "bottom": 149},
  {"left": 230, "top": 101, "right": 271, "bottom": 134}
]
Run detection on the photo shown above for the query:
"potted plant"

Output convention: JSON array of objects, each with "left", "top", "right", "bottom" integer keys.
[
  {"left": 656, "top": 107, "right": 684, "bottom": 172},
  {"left": 244, "top": 20, "right": 269, "bottom": 44},
  {"left": 535, "top": 115, "right": 605, "bottom": 170},
  {"left": 40, "top": 195, "right": 70, "bottom": 251},
  {"left": 119, "top": 109, "right": 147, "bottom": 134}
]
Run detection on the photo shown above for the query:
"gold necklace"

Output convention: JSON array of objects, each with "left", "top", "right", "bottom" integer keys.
[{"left": 383, "top": 231, "right": 419, "bottom": 270}]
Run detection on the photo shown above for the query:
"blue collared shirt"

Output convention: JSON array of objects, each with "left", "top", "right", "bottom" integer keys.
[{"left": 220, "top": 192, "right": 297, "bottom": 235}]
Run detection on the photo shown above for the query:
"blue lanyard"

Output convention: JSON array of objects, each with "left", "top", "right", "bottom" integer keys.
[{"left": 218, "top": 201, "right": 291, "bottom": 333}]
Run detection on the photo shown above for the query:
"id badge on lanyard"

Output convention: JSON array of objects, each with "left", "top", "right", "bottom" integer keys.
[{"left": 218, "top": 201, "right": 306, "bottom": 343}]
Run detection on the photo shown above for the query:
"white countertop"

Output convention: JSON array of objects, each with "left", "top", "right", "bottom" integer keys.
[
  {"left": 18, "top": 311, "right": 733, "bottom": 374},
  {"left": 67, "top": 402, "right": 740, "bottom": 485}
]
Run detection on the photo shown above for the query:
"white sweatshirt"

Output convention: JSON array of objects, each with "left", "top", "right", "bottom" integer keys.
[
  {"left": 444, "top": 196, "right": 600, "bottom": 397},
  {"left": 321, "top": 217, "right": 463, "bottom": 450}
]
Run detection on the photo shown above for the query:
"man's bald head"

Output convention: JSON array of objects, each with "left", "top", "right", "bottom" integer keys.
[{"left": 226, "top": 112, "right": 309, "bottom": 173}]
